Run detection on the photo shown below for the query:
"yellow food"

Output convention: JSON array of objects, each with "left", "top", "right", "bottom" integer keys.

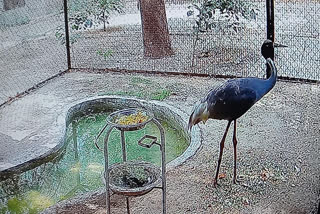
[{"left": 116, "top": 111, "right": 148, "bottom": 125}]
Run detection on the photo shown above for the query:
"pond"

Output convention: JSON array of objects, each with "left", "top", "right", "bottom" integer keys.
[{"left": 0, "top": 111, "right": 189, "bottom": 214}]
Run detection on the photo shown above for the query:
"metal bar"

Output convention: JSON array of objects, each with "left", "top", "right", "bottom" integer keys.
[
  {"left": 120, "top": 129, "right": 129, "bottom": 213},
  {"left": 104, "top": 125, "right": 115, "bottom": 214},
  {"left": 94, "top": 123, "right": 109, "bottom": 151},
  {"left": 266, "top": 0, "right": 275, "bottom": 42},
  {"left": 121, "top": 130, "right": 127, "bottom": 162},
  {"left": 126, "top": 197, "right": 130, "bottom": 214},
  {"left": 151, "top": 118, "right": 166, "bottom": 214},
  {"left": 63, "top": 0, "right": 71, "bottom": 69},
  {"left": 266, "top": 0, "right": 275, "bottom": 60},
  {"left": 138, "top": 135, "right": 159, "bottom": 148}
]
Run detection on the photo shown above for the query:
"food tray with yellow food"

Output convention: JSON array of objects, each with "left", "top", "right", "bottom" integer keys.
[{"left": 106, "top": 108, "right": 153, "bottom": 131}]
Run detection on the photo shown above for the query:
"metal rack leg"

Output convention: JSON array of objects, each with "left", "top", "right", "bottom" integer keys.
[
  {"left": 103, "top": 125, "right": 114, "bottom": 214},
  {"left": 162, "top": 188, "right": 166, "bottom": 214},
  {"left": 106, "top": 190, "right": 111, "bottom": 214},
  {"left": 152, "top": 118, "right": 166, "bottom": 214},
  {"left": 121, "top": 130, "right": 127, "bottom": 161},
  {"left": 126, "top": 197, "right": 130, "bottom": 214}
]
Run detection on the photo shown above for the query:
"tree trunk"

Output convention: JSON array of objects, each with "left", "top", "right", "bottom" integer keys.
[{"left": 139, "top": 0, "right": 174, "bottom": 58}]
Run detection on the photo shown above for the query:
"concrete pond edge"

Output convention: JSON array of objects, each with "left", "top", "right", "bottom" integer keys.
[{"left": 0, "top": 95, "right": 202, "bottom": 178}]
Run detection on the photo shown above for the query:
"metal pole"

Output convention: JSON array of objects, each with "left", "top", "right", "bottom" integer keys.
[
  {"left": 120, "top": 129, "right": 129, "bottom": 213},
  {"left": 104, "top": 126, "right": 115, "bottom": 214},
  {"left": 152, "top": 119, "right": 166, "bottom": 214},
  {"left": 126, "top": 197, "right": 130, "bottom": 214},
  {"left": 266, "top": 0, "right": 275, "bottom": 60},
  {"left": 63, "top": 0, "right": 71, "bottom": 69},
  {"left": 120, "top": 130, "right": 127, "bottom": 162}
]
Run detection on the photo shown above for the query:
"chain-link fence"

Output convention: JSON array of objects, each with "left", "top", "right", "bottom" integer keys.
[
  {"left": 67, "top": 0, "right": 319, "bottom": 80},
  {"left": 275, "top": 0, "right": 320, "bottom": 80},
  {"left": 0, "top": 0, "right": 319, "bottom": 105},
  {"left": 68, "top": 0, "right": 265, "bottom": 77},
  {"left": 0, "top": 0, "right": 67, "bottom": 105}
]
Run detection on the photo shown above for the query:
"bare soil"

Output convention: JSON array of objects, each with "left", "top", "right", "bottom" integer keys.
[{"left": 27, "top": 70, "right": 320, "bottom": 214}]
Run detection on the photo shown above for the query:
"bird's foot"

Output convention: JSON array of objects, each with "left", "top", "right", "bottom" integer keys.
[{"left": 233, "top": 178, "right": 237, "bottom": 185}]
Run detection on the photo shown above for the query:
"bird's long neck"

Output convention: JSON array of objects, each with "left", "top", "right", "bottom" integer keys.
[
  {"left": 266, "top": 64, "right": 272, "bottom": 79},
  {"left": 263, "top": 58, "right": 277, "bottom": 95},
  {"left": 253, "top": 58, "right": 278, "bottom": 101}
]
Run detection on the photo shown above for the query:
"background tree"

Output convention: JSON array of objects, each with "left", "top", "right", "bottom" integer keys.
[
  {"left": 3, "top": 0, "right": 25, "bottom": 11},
  {"left": 139, "top": 0, "right": 174, "bottom": 58},
  {"left": 89, "top": 0, "right": 124, "bottom": 31},
  {"left": 55, "top": 0, "right": 123, "bottom": 43},
  {"left": 187, "top": 0, "right": 258, "bottom": 66}
]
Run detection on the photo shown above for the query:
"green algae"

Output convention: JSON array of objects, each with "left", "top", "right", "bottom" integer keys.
[{"left": 0, "top": 112, "right": 188, "bottom": 213}]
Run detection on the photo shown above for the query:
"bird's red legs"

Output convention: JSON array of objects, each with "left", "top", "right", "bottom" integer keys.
[
  {"left": 233, "top": 120, "right": 238, "bottom": 184},
  {"left": 214, "top": 120, "right": 232, "bottom": 187}
]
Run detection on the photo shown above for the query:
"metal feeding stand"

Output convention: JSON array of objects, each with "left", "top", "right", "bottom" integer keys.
[{"left": 95, "top": 108, "right": 166, "bottom": 214}]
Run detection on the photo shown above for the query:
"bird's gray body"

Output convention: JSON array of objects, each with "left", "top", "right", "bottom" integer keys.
[
  {"left": 204, "top": 75, "right": 275, "bottom": 121},
  {"left": 188, "top": 58, "right": 277, "bottom": 130}
]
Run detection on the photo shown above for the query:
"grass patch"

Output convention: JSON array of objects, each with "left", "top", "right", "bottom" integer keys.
[
  {"left": 150, "top": 89, "right": 171, "bottom": 101},
  {"left": 98, "top": 89, "right": 171, "bottom": 101},
  {"left": 98, "top": 91, "right": 145, "bottom": 98},
  {"left": 98, "top": 76, "right": 171, "bottom": 100},
  {"left": 130, "top": 77, "right": 153, "bottom": 85}
]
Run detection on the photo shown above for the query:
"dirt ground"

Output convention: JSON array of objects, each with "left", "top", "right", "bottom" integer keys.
[
  {"left": 1, "top": 0, "right": 319, "bottom": 105},
  {"left": 1, "top": 70, "right": 317, "bottom": 213}
]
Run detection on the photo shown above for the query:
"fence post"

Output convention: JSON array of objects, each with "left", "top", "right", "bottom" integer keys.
[
  {"left": 266, "top": 0, "right": 275, "bottom": 60},
  {"left": 63, "top": 0, "right": 71, "bottom": 69}
]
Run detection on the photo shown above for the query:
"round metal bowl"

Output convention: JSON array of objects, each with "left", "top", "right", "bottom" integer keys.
[
  {"left": 106, "top": 108, "right": 153, "bottom": 131},
  {"left": 107, "top": 161, "right": 161, "bottom": 197}
]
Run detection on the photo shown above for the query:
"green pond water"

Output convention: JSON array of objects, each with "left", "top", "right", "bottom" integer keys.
[{"left": 0, "top": 112, "right": 189, "bottom": 214}]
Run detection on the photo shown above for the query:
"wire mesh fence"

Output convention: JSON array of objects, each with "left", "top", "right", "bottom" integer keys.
[
  {"left": 67, "top": 0, "right": 264, "bottom": 77},
  {"left": 67, "top": 0, "right": 319, "bottom": 80},
  {"left": 275, "top": 0, "right": 320, "bottom": 80},
  {"left": 0, "top": 0, "right": 319, "bottom": 105},
  {"left": 0, "top": 0, "right": 67, "bottom": 105}
]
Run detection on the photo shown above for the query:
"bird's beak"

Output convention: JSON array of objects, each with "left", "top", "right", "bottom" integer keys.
[
  {"left": 202, "top": 118, "right": 208, "bottom": 124},
  {"left": 274, "top": 42, "right": 288, "bottom": 48}
]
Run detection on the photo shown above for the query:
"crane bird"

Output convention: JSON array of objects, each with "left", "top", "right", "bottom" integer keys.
[{"left": 188, "top": 40, "right": 286, "bottom": 186}]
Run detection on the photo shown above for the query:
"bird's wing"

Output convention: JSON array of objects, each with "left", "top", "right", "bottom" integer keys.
[{"left": 206, "top": 79, "right": 258, "bottom": 120}]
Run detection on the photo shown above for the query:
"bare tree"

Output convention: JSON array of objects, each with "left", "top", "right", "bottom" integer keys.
[{"left": 139, "top": 0, "right": 174, "bottom": 58}]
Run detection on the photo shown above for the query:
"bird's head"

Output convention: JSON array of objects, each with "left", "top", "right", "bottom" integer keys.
[
  {"left": 188, "top": 101, "right": 210, "bottom": 132},
  {"left": 261, "top": 39, "right": 287, "bottom": 60}
]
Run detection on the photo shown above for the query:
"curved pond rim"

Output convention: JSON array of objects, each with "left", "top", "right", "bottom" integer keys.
[{"left": 0, "top": 96, "right": 202, "bottom": 179}]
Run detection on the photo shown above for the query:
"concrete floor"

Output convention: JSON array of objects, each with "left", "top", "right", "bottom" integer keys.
[{"left": 0, "top": 70, "right": 319, "bottom": 213}]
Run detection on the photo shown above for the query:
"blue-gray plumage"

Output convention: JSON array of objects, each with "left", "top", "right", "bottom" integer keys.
[
  {"left": 205, "top": 63, "right": 276, "bottom": 121},
  {"left": 188, "top": 40, "right": 284, "bottom": 186}
]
